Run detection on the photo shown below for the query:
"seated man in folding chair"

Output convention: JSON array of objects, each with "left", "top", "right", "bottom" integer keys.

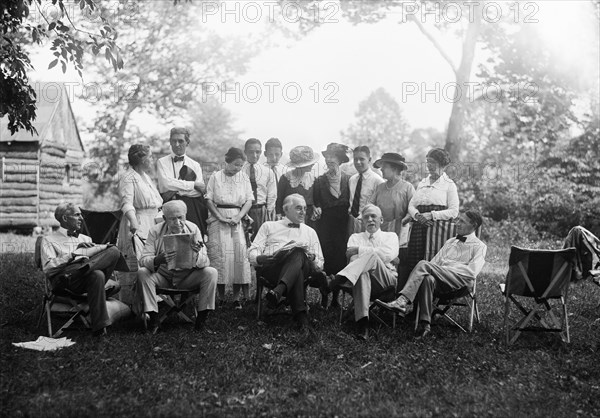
[
  {"left": 321, "top": 204, "right": 399, "bottom": 340},
  {"left": 137, "top": 200, "right": 218, "bottom": 333},
  {"left": 248, "top": 194, "right": 324, "bottom": 331},
  {"left": 377, "top": 210, "right": 486, "bottom": 338},
  {"left": 40, "top": 203, "right": 123, "bottom": 337}
]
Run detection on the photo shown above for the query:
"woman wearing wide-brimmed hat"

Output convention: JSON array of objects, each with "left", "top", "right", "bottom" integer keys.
[
  {"left": 313, "top": 143, "right": 351, "bottom": 308},
  {"left": 369, "top": 152, "right": 415, "bottom": 238},
  {"left": 275, "top": 145, "right": 320, "bottom": 229}
]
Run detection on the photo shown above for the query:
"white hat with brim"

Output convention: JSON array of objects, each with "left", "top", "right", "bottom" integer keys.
[{"left": 287, "top": 146, "right": 320, "bottom": 168}]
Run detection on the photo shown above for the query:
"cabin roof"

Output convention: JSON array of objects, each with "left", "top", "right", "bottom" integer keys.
[{"left": 0, "top": 82, "right": 84, "bottom": 151}]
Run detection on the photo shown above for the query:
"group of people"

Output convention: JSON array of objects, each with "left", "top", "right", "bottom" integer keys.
[{"left": 39, "top": 127, "right": 487, "bottom": 340}]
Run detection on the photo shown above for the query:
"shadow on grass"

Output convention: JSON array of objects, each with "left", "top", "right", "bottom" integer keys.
[{"left": 1, "top": 248, "right": 599, "bottom": 417}]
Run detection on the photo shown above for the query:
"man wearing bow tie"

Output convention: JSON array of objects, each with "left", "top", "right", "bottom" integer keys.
[
  {"left": 248, "top": 194, "right": 324, "bottom": 330},
  {"left": 321, "top": 204, "right": 398, "bottom": 340},
  {"left": 376, "top": 210, "right": 486, "bottom": 338},
  {"left": 156, "top": 127, "right": 208, "bottom": 236},
  {"left": 40, "top": 203, "right": 123, "bottom": 336}
]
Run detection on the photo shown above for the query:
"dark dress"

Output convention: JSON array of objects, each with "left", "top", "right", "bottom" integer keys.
[
  {"left": 313, "top": 173, "right": 350, "bottom": 275},
  {"left": 276, "top": 172, "right": 317, "bottom": 230}
]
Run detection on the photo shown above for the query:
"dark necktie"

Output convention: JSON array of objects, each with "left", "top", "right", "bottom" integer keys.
[
  {"left": 67, "top": 230, "right": 79, "bottom": 238},
  {"left": 288, "top": 223, "right": 300, "bottom": 228},
  {"left": 250, "top": 164, "right": 258, "bottom": 203},
  {"left": 271, "top": 165, "right": 279, "bottom": 185},
  {"left": 350, "top": 173, "right": 363, "bottom": 218},
  {"left": 456, "top": 235, "right": 467, "bottom": 243},
  {"left": 173, "top": 155, "right": 184, "bottom": 163}
]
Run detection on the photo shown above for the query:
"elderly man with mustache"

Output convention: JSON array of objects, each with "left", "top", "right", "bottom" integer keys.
[{"left": 322, "top": 204, "right": 399, "bottom": 340}]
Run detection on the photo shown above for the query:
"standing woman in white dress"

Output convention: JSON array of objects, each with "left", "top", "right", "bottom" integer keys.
[
  {"left": 206, "top": 147, "right": 253, "bottom": 308},
  {"left": 117, "top": 144, "right": 163, "bottom": 305}
]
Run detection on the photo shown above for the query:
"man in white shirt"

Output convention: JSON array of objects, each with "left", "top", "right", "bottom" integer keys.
[
  {"left": 156, "top": 127, "right": 208, "bottom": 236},
  {"left": 137, "top": 200, "right": 218, "bottom": 334},
  {"left": 243, "top": 138, "right": 277, "bottom": 239},
  {"left": 263, "top": 137, "right": 287, "bottom": 220},
  {"left": 248, "top": 194, "right": 324, "bottom": 330},
  {"left": 322, "top": 204, "right": 398, "bottom": 340},
  {"left": 40, "top": 203, "right": 123, "bottom": 336},
  {"left": 348, "top": 146, "right": 385, "bottom": 233},
  {"left": 377, "top": 210, "right": 487, "bottom": 338}
]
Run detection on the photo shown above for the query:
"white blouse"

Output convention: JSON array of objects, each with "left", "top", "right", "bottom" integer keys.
[
  {"left": 408, "top": 172, "right": 459, "bottom": 221},
  {"left": 119, "top": 168, "right": 163, "bottom": 215},
  {"left": 206, "top": 170, "right": 254, "bottom": 207}
]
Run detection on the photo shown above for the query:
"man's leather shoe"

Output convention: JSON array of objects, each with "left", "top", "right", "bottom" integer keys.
[
  {"left": 294, "top": 311, "right": 309, "bottom": 330},
  {"left": 324, "top": 274, "right": 349, "bottom": 292},
  {"left": 415, "top": 322, "right": 431, "bottom": 340},
  {"left": 375, "top": 296, "right": 411, "bottom": 315},
  {"left": 92, "top": 327, "right": 107, "bottom": 337},
  {"left": 147, "top": 311, "right": 160, "bottom": 334},
  {"left": 357, "top": 325, "right": 369, "bottom": 341},
  {"left": 265, "top": 290, "right": 281, "bottom": 310}
]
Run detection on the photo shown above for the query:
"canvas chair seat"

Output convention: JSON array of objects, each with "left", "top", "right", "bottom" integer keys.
[
  {"left": 501, "top": 246, "right": 576, "bottom": 345},
  {"left": 152, "top": 287, "right": 200, "bottom": 327}
]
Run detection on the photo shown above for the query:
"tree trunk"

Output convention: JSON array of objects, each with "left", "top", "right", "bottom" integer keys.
[{"left": 445, "top": 8, "right": 482, "bottom": 162}]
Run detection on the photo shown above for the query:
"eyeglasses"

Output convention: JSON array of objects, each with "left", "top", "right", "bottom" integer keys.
[{"left": 293, "top": 206, "right": 307, "bottom": 213}]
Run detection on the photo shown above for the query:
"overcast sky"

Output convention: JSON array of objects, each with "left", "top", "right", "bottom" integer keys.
[{"left": 27, "top": 1, "right": 599, "bottom": 155}]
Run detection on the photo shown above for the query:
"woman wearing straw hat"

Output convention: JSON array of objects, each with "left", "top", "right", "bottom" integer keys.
[
  {"left": 369, "top": 152, "right": 415, "bottom": 238},
  {"left": 275, "top": 145, "right": 320, "bottom": 229},
  {"left": 314, "top": 143, "right": 351, "bottom": 308}
]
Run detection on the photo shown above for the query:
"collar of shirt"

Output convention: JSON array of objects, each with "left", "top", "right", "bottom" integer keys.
[
  {"left": 455, "top": 231, "right": 477, "bottom": 243},
  {"left": 424, "top": 172, "right": 453, "bottom": 187},
  {"left": 280, "top": 217, "right": 303, "bottom": 228},
  {"left": 57, "top": 227, "right": 71, "bottom": 238},
  {"left": 170, "top": 153, "right": 186, "bottom": 161}
]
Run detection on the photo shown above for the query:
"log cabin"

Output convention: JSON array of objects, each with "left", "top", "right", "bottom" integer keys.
[{"left": 0, "top": 82, "right": 84, "bottom": 231}]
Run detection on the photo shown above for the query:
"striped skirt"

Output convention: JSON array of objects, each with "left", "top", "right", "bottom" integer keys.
[{"left": 405, "top": 205, "right": 456, "bottom": 272}]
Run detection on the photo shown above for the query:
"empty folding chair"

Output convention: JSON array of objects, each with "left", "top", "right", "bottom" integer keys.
[{"left": 501, "top": 246, "right": 576, "bottom": 345}]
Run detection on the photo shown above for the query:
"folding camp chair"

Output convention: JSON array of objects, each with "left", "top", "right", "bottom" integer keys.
[
  {"left": 35, "top": 236, "right": 120, "bottom": 337},
  {"left": 413, "top": 278, "right": 479, "bottom": 333},
  {"left": 255, "top": 271, "right": 293, "bottom": 320},
  {"left": 500, "top": 246, "right": 576, "bottom": 345}
]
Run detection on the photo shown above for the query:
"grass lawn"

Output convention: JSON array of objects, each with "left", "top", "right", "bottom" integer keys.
[{"left": 0, "top": 233, "right": 599, "bottom": 417}]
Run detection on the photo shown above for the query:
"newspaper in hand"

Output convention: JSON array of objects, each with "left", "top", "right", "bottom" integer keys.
[
  {"left": 72, "top": 244, "right": 108, "bottom": 261},
  {"left": 163, "top": 233, "right": 195, "bottom": 270},
  {"left": 270, "top": 240, "right": 310, "bottom": 263}
]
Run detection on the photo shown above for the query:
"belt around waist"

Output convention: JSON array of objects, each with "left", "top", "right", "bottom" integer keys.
[
  {"left": 251, "top": 203, "right": 266, "bottom": 209},
  {"left": 217, "top": 204, "right": 241, "bottom": 209}
]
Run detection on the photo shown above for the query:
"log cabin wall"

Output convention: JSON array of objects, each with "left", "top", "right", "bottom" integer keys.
[
  {"left": 0, "top": 142, "right": 40, "bottom": 229},
  {"left": 0, "top": 83, "right": 85, "bottom": 231}
]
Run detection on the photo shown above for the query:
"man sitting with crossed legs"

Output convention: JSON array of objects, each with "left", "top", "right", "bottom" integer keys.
[
  {"left": 376, "top": 210, "right": 486, "bottom": 338},
  {"left": 248, "top": 194, "right": 324, "bottom": 330},
  {"left": 322, "top": 204, "right": 398, "bottom": 340}
]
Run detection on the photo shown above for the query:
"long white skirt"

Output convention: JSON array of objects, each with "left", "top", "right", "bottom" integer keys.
[{"left": 207, "top": 207, "right": 251, "bottom": 286}]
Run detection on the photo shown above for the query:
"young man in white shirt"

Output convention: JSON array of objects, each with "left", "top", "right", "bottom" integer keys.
[
  {"left": 322, "top": 204, "right": 398, "bottom": 340},
  {"left": 156, "top": 127, "right": 208, "bottom": 236},
  {"left": 243, "top": 138, "right": 277, "bottom": 239},
  {"left": 348, "top": 146, "right": 385, "bottom": 233},
  {"left": 377, "top": 210, "right": 487, "bottom": 339},
  {"left": 248, "top": 194, "right": 324, "bottom": 330},
  {"left": 263, "top": 137, "right": 287, "bottom": 221}
]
